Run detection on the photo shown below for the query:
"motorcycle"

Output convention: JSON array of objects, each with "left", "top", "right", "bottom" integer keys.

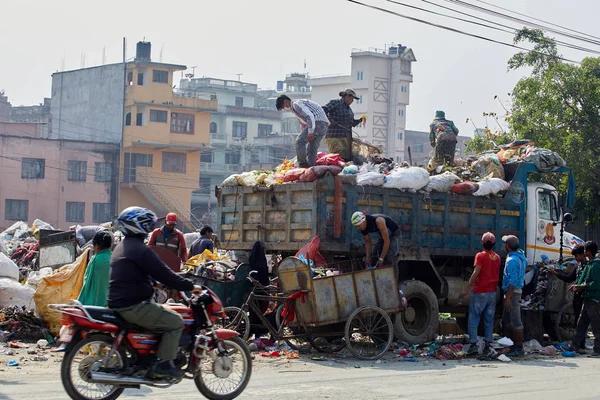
[{"left": 50, "top": 287, "right": 252, "bottom": 400}]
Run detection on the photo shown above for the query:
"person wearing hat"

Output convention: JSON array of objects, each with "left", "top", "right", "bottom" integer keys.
[
  {"left": 501, "top": 234, "right": 527, "bottom": 357},
  {"left": 322, "top": 89, "right": 366, "bottom": 162},
  {"left": 148, "top": 212, "right": 188, "bottom": 262},
  {"left": 276, "top": 95, "right": 330, "bottom": 168},
  {"left": 429, "top": 110, "right": 459, "bottom": 166},
  {"left": 351, "top": 211, "right": 401, "bottom": 269},
  {"left": 460, "top": 232, "right": 501, "bottom": 355}
]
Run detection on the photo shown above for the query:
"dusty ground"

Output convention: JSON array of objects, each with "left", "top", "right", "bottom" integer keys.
[{"left": 1, "top": 343, "right": 600, "bottom": 399}]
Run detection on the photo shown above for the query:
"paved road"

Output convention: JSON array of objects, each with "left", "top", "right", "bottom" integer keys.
[{"left": 2, "top": 353, "right": 600, "bottom": 400}]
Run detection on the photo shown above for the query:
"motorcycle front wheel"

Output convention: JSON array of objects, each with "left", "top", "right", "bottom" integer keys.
[
  {"left": 194, "top": 336, "right": 252, "bottom": 400},
  {"left": 60, "top": 334, "right": 126, "bottom": 400}
]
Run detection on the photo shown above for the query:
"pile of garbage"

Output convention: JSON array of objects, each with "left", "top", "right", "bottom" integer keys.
[
  {"left": 0, "top": 306, "right": 50, "bottom": 342},
  {"left": 220, "top": 139, "right": 566, "bottom": 200},
  {"left": 0, "top": 219, "right": 55, "bottom": 279}
]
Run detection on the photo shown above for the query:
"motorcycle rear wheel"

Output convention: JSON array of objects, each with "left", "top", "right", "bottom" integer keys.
[
  {"left": 61, "top": 334, "right": 127, "bottom": 400},
  {"left": 194, "top": 336, "right": 252, "bottom": 400}
]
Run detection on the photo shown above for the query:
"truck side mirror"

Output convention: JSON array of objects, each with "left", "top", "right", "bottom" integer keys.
[{"left": 563, "top": 213, "right": 574, "bottom": 223}]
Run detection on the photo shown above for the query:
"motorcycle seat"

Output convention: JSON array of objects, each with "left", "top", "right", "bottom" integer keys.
[{"left": 83, "top": 306, "right": 145, "bottom": 331}]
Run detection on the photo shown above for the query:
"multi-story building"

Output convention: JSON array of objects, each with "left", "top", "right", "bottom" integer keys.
[
  {"left": 309, "top": 44, "right": 416, "bottom": 163},
  {"left": 0, "top": 92, "right": 11, "bottom": 122},
  {"left": 404, "top": 130, "right": 470, "bottom": 166},
  {"left": 50, "top": 41, "right": 216, "bottom": 231},
  {"left": 0, "top": 122, "right": 119, "bottom": 230},
  {"left": 10, "top": 98, "right": 52, "bottom": 138},
  {"left": 178, "top": 77, "right": 293, "bottom": 218}
]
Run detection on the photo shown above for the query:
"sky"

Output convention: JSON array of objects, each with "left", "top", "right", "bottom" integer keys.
[{"left": 1, "top": 0, "right": 598, "bottom": 137}]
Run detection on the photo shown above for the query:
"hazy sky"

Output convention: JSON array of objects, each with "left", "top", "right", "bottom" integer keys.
[{"left": 2, "top": 0, "right": 598, "bottom": 136}]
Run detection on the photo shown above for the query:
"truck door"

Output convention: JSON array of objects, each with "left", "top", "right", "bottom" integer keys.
[{"left": 531, "top": 189, "right": 561, "bottom": 263}]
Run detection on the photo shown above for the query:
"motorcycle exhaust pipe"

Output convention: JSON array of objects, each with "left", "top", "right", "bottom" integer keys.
[{"left": 90, "top": 372, "right": 150, "bottom": 386}]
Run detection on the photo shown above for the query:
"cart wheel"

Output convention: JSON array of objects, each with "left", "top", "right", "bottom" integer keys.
[
  {"left": 216, "top": 306, "right": 251, "bottom": 342},
  {"left": 308, "top": 336, "right": 346, "bottom": 353},
  {"left": 274, "top": 304, "right": 312, "bottom": 352},
  {"left": 556, "top": 303, "right": 577, "bottom": 342},
  {"left": 344, "top": 306, "right": 393, "bottom": 360}
]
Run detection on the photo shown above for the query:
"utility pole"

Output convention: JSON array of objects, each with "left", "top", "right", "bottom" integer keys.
[{"left": 236, "top": 73, "right": 243, "bottom": 81}]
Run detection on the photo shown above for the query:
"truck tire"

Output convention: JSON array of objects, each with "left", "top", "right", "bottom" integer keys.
[{"left": 394, "top": 280, "right": 439, "bottom": 344}]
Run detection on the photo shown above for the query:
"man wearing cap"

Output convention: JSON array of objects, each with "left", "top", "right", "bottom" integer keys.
[
  {"left": 322, "top": 89, "right": 366, "bottom": 162},
  {"left": 429, "top": 110, "right": 459, "bottom": 166},
  {"left": 460, "top": 232, "right": 501, "bottom": 355},
  {"left": 351, "top": 212, "right": 401, "bottom": 269},
  {"left": 148, "top": 213, "right": 188, "bottom": 262},
  {"left": 501, "top": 234, "right": 527, "bottom": 357}
]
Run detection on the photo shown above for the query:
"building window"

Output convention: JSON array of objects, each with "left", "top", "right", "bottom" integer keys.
[
  {"left": 123, "top": 153, "right": 152, "bottom": 183},
  {"left": 357, "top": 71, "right": 364, "bottom": 81},
  {"left": 68, "top": 161, "right": 87, "bottom": 182},
  {"left": 232, "top": 121, "right": 247, "bottom": 139},
  {"left": 127, "top": 71, "right": 133, "bottom": 86},
  {"left": 225, "top": 152, "right": 241, "bottom": 164},
  {"left": 5, "top": 199, "right": 28, "bottom": 221},
  {"left": 209, "top": 122, "right": 217, "bottom": 134},
  {"left": 397, "top": 132, "right": 403, "bottom": 140},
  {"left": 125, "top": 112, "right": 131, "bottom": 126},
  {"left": 201, "top": 151, "right": 213, "bottom": 163},
  {"left": 200, "top": 177, "right": 211, "bottom": 190},
  {"left": 21, "top": 158, "right": 45, "bottom": 179},
  {"left": 162, "top": 152, "right": 186, "bottom": 173},
  {"left": 66, "top": 202, "right": 85, "bottom": 223},
  {"left": 149, "top": 109, "right": 168, "bottom": 123},
  {"left": 356, "top": 95, "right": 363, "bottom": 104},
  {"left": 235, "top": 97, "right": 244, "bottom": 107},
  {"left": 401, "top": 86, "right": 407, "bottom": 93},
  {"left": 398, "top": 109, "right": 404, "bottom": 116},
  {"left": 137, "top": 73, "right": 144, "bottom": 86},
  {"left": 93, "top": 203, "right": 112, "bottom": 223},
  {"left": 171, "top": 112, "right": 195, "bottom": 134},
  {"left": 94, "top": 162, "right": 113, "bottom": 182},
  {"left": 152, "top": 70, "right": 169, "bottom": 83},
  {"left": 413, "top": 143, "right": 424, "bottom": 153},
  {"left": 136, "top": 112, "right": 143, "bottom": 126},
  {"left": 258, "top": 124, "right": 273, "bottom": 137}
]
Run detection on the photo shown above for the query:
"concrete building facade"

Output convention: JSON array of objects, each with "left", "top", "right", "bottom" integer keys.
[
  {"left": 10, "top": 98, "right": 52, "bottom": 138},
  {"left": 404, "top": 130, "right": 470, "bottom": 166},
  {"left": 0, "top": 125, "right": 119, "bottom": 231}
]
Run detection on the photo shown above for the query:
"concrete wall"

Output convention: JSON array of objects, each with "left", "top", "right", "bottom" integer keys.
[
  {"left": 0, "top": 122, "right": 43, "bottom": 138},
  {"left": 0, "top": 135, "right": 119, "bottom": 230},
  {"left": 51, "top": 64, "right": 125, "bottom": 143}
]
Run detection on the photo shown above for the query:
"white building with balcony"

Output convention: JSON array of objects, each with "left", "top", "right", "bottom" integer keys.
[{"left": 309, "top": 44, "right": 416, "bottom": 163}]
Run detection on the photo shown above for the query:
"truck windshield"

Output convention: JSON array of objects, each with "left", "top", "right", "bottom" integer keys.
[{"left": 538, "top": 191, "right": 559, "bottom": 221}]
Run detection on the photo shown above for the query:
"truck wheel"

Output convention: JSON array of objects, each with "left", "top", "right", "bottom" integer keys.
[{"left": 394, "top": 280, "right": 439, "bottom": 344}]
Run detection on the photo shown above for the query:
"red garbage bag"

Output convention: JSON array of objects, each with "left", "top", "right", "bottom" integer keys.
[
  {"left": 299, "top": 165, "right": 343, "bottom": 182},
  {"left": 316, "top": 153, "right": 345, "bottom": 166},
  {"left": 295, "top": 236, "right": 328, "bottom": 268},
  {"left": 450, "top": 182, "right": 480, "bottom": 195},
  {"left": 283, "top": 168, "right": 306, "bottom": 182}
]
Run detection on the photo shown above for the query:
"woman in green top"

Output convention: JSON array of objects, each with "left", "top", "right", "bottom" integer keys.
[{"left": 77, "top": 230, "right": 114, "bottom": 306}]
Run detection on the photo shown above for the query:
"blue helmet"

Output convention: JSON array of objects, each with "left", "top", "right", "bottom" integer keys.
[{"left": 117, "top": 206, "right": 157, "bottom": 237}]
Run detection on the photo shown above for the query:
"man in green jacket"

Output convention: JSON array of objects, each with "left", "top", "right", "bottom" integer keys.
[
  {"left": 568, "top": 241, "right": 600, "bottom": 357},
  {"left": 77, "top": 230, "right": 114, "bottom": 306}
]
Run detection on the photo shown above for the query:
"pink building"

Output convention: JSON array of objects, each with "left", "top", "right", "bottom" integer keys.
[{"left": 0, "top": 124, "right": 119, "bottom": 231}]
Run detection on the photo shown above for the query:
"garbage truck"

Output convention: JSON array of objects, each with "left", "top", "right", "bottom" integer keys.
[{"left": 216, "top": 162, "right": 581, "bottom": 344}]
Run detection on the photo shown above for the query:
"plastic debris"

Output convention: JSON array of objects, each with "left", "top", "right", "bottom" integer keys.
[
  {"left": 36, "top": 339, "right": 48, "bottom": 348},
  {"left": 562, "top": 350, "right": 576, "bottom": 358},
  {"left": 260, "top": 351, "right": 281, "bottom": 358},
  {"left": 497, "top": 337, "right": 514, "bottom": 347},
  {"left": 544, "top": 346, "right": 557, "bottom": 356},
  {"left": 6, "top": 360, "right": 19, "bottom": 367},
  {"left": 523, "top": 339, "right": 544, "bottom": 353},
  {"left": 497, "top": 354, "right": 512, "bottom": 362}
]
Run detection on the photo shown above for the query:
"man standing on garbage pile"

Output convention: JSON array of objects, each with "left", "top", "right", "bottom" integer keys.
[
  {"left": 276, "top": 95, "right": 330, "bottom": 168},
  {"left": 77, "top": 230, "right": 114, "bottom": 307},
  {"left": 459, "top": 232, "right": 501, "bottom": 356},
  {"left": 351, "top": 212, "right": 401, "bottom": 270},
  {"left": 501, "top": 235, "right": 527, "bottom": 357},
  {"left": 429, "top": 110, "right": 459, "bottom": 166},
  {"left": 189, "top": 226, "right": 214, "bottom": 258},
  {"left": 148, "top": 212, "right": 188, "bottom": 263},
  {"left": 566, "top": 241, "right": 600, "bottom": 357},
  {"left": 321, "top": 89, "right": 366, "bottom": 162},
  {"left": 549, "top": 243, "right": 587, "bottom": 350}
]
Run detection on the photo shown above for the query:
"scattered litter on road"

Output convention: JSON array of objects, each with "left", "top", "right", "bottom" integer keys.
[
  {"left": 260, "top": 351, "right": 281, "bottom": 358},
  {"left": 8, "top": 340, "right": 29, "bottom": 348},
  {"left": 312, "top": 356, "right": 328, "bottom": 361},
  {"left": 497, "top": 354, "right": 512, "bottom": 362},
  {"left": 6, "top": 360, "right": 19, "bottom": 367},
  {"left": 0, "top": 349, "right": 15, "bottom": 355}
]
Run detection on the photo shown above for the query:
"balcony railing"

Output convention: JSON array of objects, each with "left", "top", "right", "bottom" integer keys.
[
  {"left": 211, "top": 133, "right": 227, "bottom": 140},
  {"left": 200, "top": 162, "right": 240, "bottom": 174}
]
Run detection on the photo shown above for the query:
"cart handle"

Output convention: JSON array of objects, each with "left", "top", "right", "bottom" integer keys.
[{"left": 248, "top": 271, "right": 279, "bottom": 292}]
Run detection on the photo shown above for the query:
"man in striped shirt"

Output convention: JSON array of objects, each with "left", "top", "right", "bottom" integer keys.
[{"left": 276, "top": 95, "right": 330, "bottom": 167}]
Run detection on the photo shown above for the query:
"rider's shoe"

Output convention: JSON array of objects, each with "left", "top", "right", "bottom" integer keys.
[{"left": 151, "top": 360, "right": 184, "bottom": 379}]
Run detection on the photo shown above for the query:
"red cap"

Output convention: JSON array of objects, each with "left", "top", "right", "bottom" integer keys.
[
  {"left": 166, "top": 213, "right": 178, "bottom": 225},
  {"left": 482, "top": 232, "right": 496, "bottom": 244}
]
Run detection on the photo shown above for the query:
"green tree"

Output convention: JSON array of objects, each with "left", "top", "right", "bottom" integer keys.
[{"left": 509, "top": 29, "right": 600, "bottom": 224}]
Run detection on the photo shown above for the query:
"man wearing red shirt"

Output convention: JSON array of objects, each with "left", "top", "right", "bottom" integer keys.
[{"left": 460, "top": 232, "right": 501, "bottom": 351}]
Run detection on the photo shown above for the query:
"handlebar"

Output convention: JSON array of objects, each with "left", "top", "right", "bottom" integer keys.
[{"left": 247, "top": 271, "right": 279, "bottom": 292}]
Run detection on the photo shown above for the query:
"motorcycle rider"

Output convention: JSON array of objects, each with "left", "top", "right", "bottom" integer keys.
[{"left": 108, "top": 206, "right": 202, "bottom": 379}]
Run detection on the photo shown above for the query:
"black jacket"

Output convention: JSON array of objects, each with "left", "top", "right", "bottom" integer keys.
[{"left": 108, "top": 237, "right": 194, "bottom": 309}]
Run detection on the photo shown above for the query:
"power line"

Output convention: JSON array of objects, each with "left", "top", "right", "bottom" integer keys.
[{"left": 347, "top": 0, "right": 581, "bottom": 64}]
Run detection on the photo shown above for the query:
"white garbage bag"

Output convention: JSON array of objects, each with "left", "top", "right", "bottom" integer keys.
[
  {"left": 356, "top": 172, "right": 385, "bottom": 186},
  {"left": 0, "top": 240, "right": 7, "bottom": 256},
  {"left": 0, "top": 278, "right": 36, "bottom": 309},
  {"left": 473, "top": 178, "right": 511, "bottom": 196},
  {"left": 0, "top": 221, "right": 29, "bottom": 239},
  {"left": 0, "top": 252, "right": 19, "bottom": 281},
  {"left": 383, "top": 167, "right": 430, "bottom": 191},
  {"left": 26, "top": 267, "right": 53, "bottom": 288},
  {"left": 422, "top": 172, "right": 461, "bottom": 193},
  {"left": 221, "top": 174, "right": 241, "bottom": 187}
]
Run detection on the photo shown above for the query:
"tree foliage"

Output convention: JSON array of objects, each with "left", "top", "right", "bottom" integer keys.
[{"left": 509, "top": 29, "right": 600, "bottom": 224}]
